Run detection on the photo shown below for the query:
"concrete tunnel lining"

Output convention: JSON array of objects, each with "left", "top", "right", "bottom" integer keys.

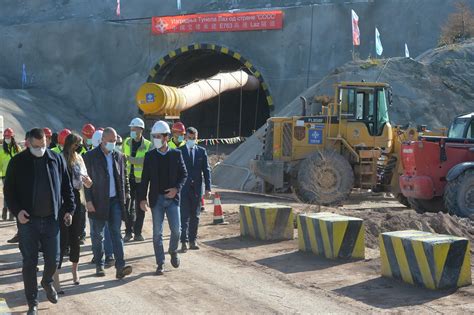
[{"left": 146, "top": 44, "right": 272, "bottom": 139}]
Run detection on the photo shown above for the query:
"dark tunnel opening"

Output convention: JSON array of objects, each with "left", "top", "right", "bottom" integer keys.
[{"left": 151, "top": 50, "right": 271, "bottom": 139}]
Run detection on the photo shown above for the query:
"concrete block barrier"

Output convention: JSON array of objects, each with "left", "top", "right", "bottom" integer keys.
[
  {"left": 239, "top": 203, "right": 293, "bottom": 240},
  {"left": 380, "top": 230, "right": 471, "bottom": 289},
  {"left": 297, "top": 212, "right": 364, "bottom": 259}
]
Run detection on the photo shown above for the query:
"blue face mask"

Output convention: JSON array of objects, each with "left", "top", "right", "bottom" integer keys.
[
  {"left": 105, "top": 142, "right": 116, "bottom": 152},
  {"left": 130, "top": 131, "right": 137, "bottom": 139},
  {"left": 177, "top": 135, "right": 185, "bottom": 142},
  {"left": 86, "top": 139, "right": 92, "bottom": 146}
]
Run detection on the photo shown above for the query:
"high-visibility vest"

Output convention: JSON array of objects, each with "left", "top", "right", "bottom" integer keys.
[
  {"left": 123, "top": 137, "right": 151, "bottom": 183},
  {"left": 51, "top": 146, "right": 62, "bottom": 154},
  {"left": 0, "top": 144, "right": 20, "bottom": 177},
  {"left": 168, "top": 139, "right": 185, "bottom": 149}
]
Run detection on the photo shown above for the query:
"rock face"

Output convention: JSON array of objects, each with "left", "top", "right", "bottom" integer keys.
[
  {"left": 0, "top": 0, "right": 464, "bottom": 137},
  {"left": 213, "top": 40, "right": 474, "bottom": 190}
]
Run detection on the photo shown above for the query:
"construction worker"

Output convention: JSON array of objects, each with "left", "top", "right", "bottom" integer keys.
[
  {"left": 123, "top": 118, "right": 152, "bottom": 242},
  {"left": 1, "top": 128, "right": 21, "bottom": 226},
  {"left": 81, "top": 123, "right": 95, "bottom": 151},
  {"left": 168, "top": 122, "right": 186, "bottom": 149},
  {"left": 43, "top": 128, "right": 53, "bottom": 148},
  {"left": 52, "top": 129, "right": 71, "bottom": 154}
]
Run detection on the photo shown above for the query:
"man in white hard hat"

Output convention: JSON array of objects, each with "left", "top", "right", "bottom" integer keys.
[
  {"left": 138, "top": 120, "right": 187, "bottom": 276},
  {"left": 122, "top": 118, "right": 151, "bottom": 242}
]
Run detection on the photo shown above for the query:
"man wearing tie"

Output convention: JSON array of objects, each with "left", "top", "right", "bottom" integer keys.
[{"left": 179, "top": 127, "right": 211, "bottom": 252}]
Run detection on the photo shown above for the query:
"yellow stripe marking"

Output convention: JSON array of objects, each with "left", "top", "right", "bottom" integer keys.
[
  {"left": 169, "top": 50, "right": 177, "bottom": 57},
  {"left": 244, "top": 61, "right": 252, "bottom": 68},
  {"left": 392, "top": 237, "right": 414, "bottom": 284},
  {"left": 194, "top": 43, "right": 200, "bottom": 49},
  {"left": 261, "top": 82, "right": 268, "bottom": 90},
  {"left": 240, "top": 207, "right": 245, "bottom": 235},
  {"left": 319, "top": 220, "right": 332, "bottom": 258},
  {"left": 297, "top": 216, "right": 305, "bottom": 251},
  {"left": 379, "top": 235, "right": 392, "bottom": 277},
  {"left": 255, "top": 208, "right": 266, "bottom": 240},
  {"left": 220, "top": 47, "right": 229, "bottom": 54},
  {"left": 411, "top": 240, "right": 435, "bottom": 289},
  {"left": 352, "top": 223, "right": 365, "bottom": 259},
  {"left": 149, "top": 68, "right": 157, "bottom": 78},
  {"left": 305, "top": 216, "right": 318, "bottom": 254},
  {"left": 457, "top": 241, "right": 472, "bottom": 287},
  {"left": 332, "top": 220, "right": 348, "bottom": 257},
  {"left": 254, "top": 71, "right": 261, "bottom": 78},
  {"left": 267, "top": 96, "right": 274, "bottom": 106},
  {"left": 158, "top": 58, "right": 165, "bottom": 66},
  {"left": 233, "top": 52, "right": 241, "bottom": 60},
  {"left": 433, "top": 242, "right": 450, "bottom": 286},
  {"left": 180, "top": 46, "right": 189, "bottom": 53},
  {"left": 244, "top": 207, "right": 255, "bottom": 238}
]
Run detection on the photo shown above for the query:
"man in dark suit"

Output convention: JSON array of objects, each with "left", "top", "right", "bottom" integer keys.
[
  {"left": 179, "top": 127, "right": 211, "bottom": 252},
  {"left": 4, "top": 128, "right": 75, "bottom": 315},
  {"left": 83, "top": 127, "right": 132, "bottom": 279},
  {"left": 139, "top": 120, "right": 187, "bottom": 276}
]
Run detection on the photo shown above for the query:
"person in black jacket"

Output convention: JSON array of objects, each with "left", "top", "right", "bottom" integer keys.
[
  {"left": 179, "top": 127, "right": 211, "bottom": 252},
  {"left": 83, "top": 127, "right": 132, "bottom": 279},
  {"left": 139, "top": 121, "right": 187, "bottom": 276},
  {"left": 4, "top": 128, "right": 75, "bottom": 315}
]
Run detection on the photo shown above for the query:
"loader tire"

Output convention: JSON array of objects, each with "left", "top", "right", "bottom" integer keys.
[
  {"left": 444, "top": 169, "right": 474, "bottom": 218},
  {"left": 294, "top": 150, "right": 354, "bottom": 205},
  {"left": 407, "top": 197, "right": 446, "bottom": 214}
]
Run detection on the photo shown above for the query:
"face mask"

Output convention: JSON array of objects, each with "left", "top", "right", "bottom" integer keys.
[
  {"left": 130, "top": 131, "right": 137, "bottom": 139},
  {"left": 186, "top": 140, "right": 196, "bottom": 148},
  {"left": 105, "top": 142, "right": 116, "bottom": 152},
  {"left": 178, "top": 135, "right": 185, "bottom": 142},
  {"left": 30, "top": 146, "right": 46, "bottom": 157},
  {"left": 86, "top": 139, "right": 92, "bottom": 146},
  {"left": 4, "top": 138, "right": 11, "bottom": 144},
  {"left": 154, "top": 138, "right": 163, "bottom": 149}
]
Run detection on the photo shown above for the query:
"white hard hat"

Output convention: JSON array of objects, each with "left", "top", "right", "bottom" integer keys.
[
  {"left": 91, "top": 130, "right": 103, "bottom": 148},
  {"left": 151, "top": 120, "right": 171, "bottom": 135},
  {"left": 129, "top": 117, "right": 145, "bottom": 129}
]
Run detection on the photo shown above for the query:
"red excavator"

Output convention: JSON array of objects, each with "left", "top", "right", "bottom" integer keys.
[{"left": 400, "top": 113, "right": 474, "bottom": 217}]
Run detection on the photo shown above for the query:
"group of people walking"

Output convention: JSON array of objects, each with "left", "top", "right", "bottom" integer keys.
[{"left": 1, "top": 118, "right": 211, "bottom": 315}]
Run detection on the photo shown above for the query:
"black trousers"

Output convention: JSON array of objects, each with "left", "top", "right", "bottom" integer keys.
[
  {"left": 180, "top": 189, "right": 201, "bottom": 243},
  {"left": 125, "top": 180, "right": 146, "bottom": 236},
  {"left": 58, "top": 189, "right": 82, "bottom": 268}
]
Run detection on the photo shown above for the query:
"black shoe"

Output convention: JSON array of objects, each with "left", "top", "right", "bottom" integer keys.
[
  {"left": 116, "top": 265, "right": 132, "bottom": 279},
  {"left": 1, "top": 208, "right": 7, "bottom": 220},
  {"left": 7, "top": 234, "right": 19, "bottom": 243},
  {"left": 41, "top": 280, "right": 58, "bottom": 304},
  {"left": 27, "top": 305, "right": 38, "bottom": 315},
  {"left": 123, "top": 233, "right": 133, "bottom": 243},
  {"left": 134, "top": 234, "right": 144, "bottom": 242},
  {"left": 189, "top": 241, "right": 200, "bottom": 250},
  {"left": 155, "top": 264, "right": 164, "bottom": 276},
  {"left": 105, "top": 256, "right": 115, "bottom": 268},
  {"left": 181, "top": 242, "right": 188, "bottom": 253},
  {"left": 170, "top": 252, "right": 180, "bottom": 268},
  {"left": 96, "top": 266, "right": 105, "bottom": 277}
]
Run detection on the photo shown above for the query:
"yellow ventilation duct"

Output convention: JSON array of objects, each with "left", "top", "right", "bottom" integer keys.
[{"left": 136, "top": 70, "right": 260, "bottom": 116}]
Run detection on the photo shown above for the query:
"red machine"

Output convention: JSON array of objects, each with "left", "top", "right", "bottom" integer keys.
[{"left": 400, "top": 113, "right": 474, "bottom": 216}]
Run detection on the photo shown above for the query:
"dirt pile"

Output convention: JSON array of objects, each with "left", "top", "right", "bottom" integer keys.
[{"left": 213, "top": 40, "right": 474, "bottom": 190}]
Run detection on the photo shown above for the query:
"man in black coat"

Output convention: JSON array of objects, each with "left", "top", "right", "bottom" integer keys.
[
  {"left": 5, "top": 128, "right": 75, "bottom": 315},
  {"left": 179, "top": 127, "right": 211, "bottom": 252},
  {"left": 139, "top": 120, "right": 187, "bottom": 276},
  {"left": 83, "top": 127, "right": 132, "bottom": 279}
]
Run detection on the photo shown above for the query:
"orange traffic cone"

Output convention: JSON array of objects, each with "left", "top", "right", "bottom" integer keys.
[
  {"left": 212, "top": 193, "right": 228, "bottom": 225},
  {"left": 200, "top": 196, "right": 206, "bottom": 212}
]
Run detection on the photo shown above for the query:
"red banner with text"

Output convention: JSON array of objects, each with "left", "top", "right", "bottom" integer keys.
[{"left": 152, "top": 11, "right": 283, "bottom": 35}]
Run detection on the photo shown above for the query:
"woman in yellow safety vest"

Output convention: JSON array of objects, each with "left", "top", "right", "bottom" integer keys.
[{"left": 1, "top": 128, "right": 21, "bottom": 222}]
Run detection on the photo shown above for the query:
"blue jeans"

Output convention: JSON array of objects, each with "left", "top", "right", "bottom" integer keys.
[
  {"left": 18, "top": 215, "right": 60, "bottom": 307},
  {"left": 104, "top": 223, "right": 113, "bottom": 257},
  {"left": 180, "top": 192, "right": 201, "bottom": 243},
  {"left": 90, "top": 198, "right": 125, "bottom": 269},
  {"left": 151, "top": 195, "right": 181, "bottom": 265}
]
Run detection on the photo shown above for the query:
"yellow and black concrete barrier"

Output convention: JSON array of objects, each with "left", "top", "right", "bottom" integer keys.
[
  {"left": 380, "top": 230, "right": 471, "bottom": 289},
  {"left": 0, "top": 298, "right": 10, "bottom": 314},
  {"left": 239, "top": 203, "right": 293, "bottom": 241},
  {"left": 297, "top": 212, "right": 365, "bottom": 259}
]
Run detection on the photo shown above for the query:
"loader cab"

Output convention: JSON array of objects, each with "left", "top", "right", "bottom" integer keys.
[{"left": 338, "top": 82, "right": 392, "bottom": 149}]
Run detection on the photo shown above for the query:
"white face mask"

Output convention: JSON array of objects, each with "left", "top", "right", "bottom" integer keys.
[
  {"left": 30, "top": 146, "right": 47, "bottom": 157},
  {"left": 154, "top": 138, "right": 163, "bottom": 149},
  {"left": 4, "top": 138, "right": 11, "bottom": 144},
  {"left": 186, "top": 140, "right": 196, "bottom": 149},
  {"left": 114, "top": 145, "right": 122, "bottom": 153},
  {"left": 105, "top": 142, "right": 116, "bottom": 152}
]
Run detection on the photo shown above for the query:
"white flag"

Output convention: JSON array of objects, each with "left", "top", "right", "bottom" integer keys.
[
  {"left": 375, "top": 27, "right": 383, "bottom": 56},
  {"left": 177, "top": 0, "right": 182, "bottom": 10},
  {"left": 405, "top": 43, "right": 410, "bottom": 58},
  {"left": 351, "top": 10, "right": 360, "bottom": 46}
]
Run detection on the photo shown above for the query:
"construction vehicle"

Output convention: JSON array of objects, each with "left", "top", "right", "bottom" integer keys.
[
  {"left": 135, "top": 70, "right": 259, "bottom": 132},
  {"left": 250, "top": 82, "right": 442, "bottom": 206},
  {"left": 400, "top": 113, "right": 474, "bottom": 217}
]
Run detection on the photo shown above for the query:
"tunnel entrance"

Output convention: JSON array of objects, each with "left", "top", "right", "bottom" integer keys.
[{"left": 149, "top": 48, "right": 271, "bottom": 139}]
